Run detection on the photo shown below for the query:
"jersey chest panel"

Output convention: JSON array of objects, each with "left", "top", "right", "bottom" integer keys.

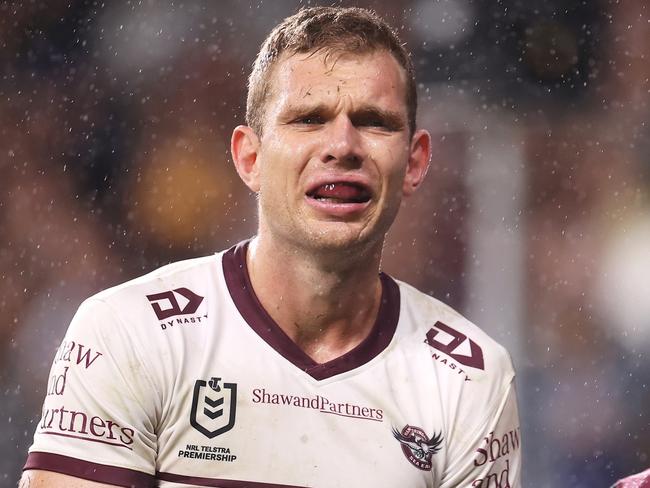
[
  {"left": 25, "top": 249, "right": 520, "bottom": 488},
  {"left": 153, "top": 298, "right": 441, "bottom": 488}
]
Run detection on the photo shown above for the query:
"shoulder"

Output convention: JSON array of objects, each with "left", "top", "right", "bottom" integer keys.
[
  {"left": 85, "top": 253, "right": 223, "bottom": 321},
  {"left": 67, "top": 253, "right": 223, "bottom": 342},
  {"left": 93, "top": 254, "right": 219, "bottom": 304},
  {"left": 392, "top": 277, "right": 515, "bottom": 383}
]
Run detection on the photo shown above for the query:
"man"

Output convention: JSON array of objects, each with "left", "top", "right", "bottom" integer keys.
[
  {"left": 21, "top": 7, "right": 521, "bottom": 488},
  {"left": 612, "top": 468, "right": 650, "bottom": 488}
]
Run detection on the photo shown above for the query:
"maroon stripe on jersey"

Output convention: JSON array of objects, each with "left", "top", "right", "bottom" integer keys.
[
  {"left": 24, "top": 451, "right": 155, "bottom": 487},
  {"left": 157, "top": 471, "right": 309, "bottom": 487},
  {"left": 223, "top": 240, "right": 401, "bottom": 381}
]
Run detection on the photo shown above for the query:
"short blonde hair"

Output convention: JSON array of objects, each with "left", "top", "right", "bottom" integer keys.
[{"left": 246, "top": 6, "right": 417, "bottom": 136}]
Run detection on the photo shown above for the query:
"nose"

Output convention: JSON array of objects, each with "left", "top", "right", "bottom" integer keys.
[{"left": 319, "top": 115, "right": 366, "bottom": 166}]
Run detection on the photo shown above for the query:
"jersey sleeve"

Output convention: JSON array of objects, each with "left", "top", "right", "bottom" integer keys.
[
  {"left": 440, "top": 376, "right": 522, "bottom": 488},
  {"left": 23, "top": 298, "right": 159, "bottom": 487}
]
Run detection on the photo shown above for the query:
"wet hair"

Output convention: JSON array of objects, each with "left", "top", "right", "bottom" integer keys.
[{"left": 246, "top": 6, "right": 416, "bottom": 136}]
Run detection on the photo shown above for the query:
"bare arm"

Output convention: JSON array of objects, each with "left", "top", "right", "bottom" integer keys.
[{"left": 19, "top": 470, "right": 118, "bottom": 488}]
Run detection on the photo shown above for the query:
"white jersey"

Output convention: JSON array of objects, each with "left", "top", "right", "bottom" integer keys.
[{"left": 25, "top": 241, "right": 521, "bottom": 488}]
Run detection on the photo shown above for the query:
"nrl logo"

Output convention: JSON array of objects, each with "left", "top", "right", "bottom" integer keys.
[
  {"left": 190, "top": 377, "right": 237, "bottom": 439},
  {"left": 392, "top": 424, "right": 443, "bottom": 471}
]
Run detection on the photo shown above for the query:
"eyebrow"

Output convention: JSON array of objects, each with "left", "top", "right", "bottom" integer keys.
[{"left": 281, "top": 103, "right": 406, "bottom": 130}]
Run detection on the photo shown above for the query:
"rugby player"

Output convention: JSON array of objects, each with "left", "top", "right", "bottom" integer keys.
[{"left": 20, "top": 6, "right": 522, "bottom": 487}]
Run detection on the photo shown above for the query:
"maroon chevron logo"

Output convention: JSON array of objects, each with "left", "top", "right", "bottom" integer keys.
[
  {"left": 425, "top": 321, "right": 485, "bottom": 370},
  {"left": 146, "top": 287, "right": 204, "bottom": 320}
]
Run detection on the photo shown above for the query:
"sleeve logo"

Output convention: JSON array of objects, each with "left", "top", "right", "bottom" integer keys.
[
  {"left": 425, "top": 321, "right": 485, "bottom": 370},
  {"left": 392, "top": 424, "right": 443, "bottom": 471},
  {"left": 146, "top": 287, "right": 204, "bottom": 320},
  {"left": 190, "top": 377, "right": 237, "bottom": 439}
]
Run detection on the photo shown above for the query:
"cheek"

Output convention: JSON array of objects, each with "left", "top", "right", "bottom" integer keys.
[
  {"left": 262, "top": 135, "right": 310, "bottom": 175},
  {"left": 257, "top": 159, "right": 295, "bottom": 208},
  {"left": 367, "top": 137, "right": 410, "bottom": 171},
  {"left": 381, "top": 160, "right": 411, "bottom": 204},
  {"left": 381, "top": 152, "right": 410, "bottom": 186},
  {"left": 258, "top": 143, "right": 286, "bottom": 184}
]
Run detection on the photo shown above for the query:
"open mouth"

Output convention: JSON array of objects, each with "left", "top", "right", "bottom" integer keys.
[{"left": 306, "top": 182, "right": 372, "bottom": 204}]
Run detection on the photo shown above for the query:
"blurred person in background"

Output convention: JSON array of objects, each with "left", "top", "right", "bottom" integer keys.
[{"left": 19, "top": 6, "right": 521, "bottom": 488}]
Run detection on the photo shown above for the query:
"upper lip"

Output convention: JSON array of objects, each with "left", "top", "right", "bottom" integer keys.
[{"left": 304, "top": 174, "right": 374, "bottom": 199}]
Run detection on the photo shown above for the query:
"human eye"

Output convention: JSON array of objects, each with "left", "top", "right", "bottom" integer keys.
[
  {"left": 351, "top": 114, "right": 383, "bottom": 128},
  {"left": 296, "top": 116, "right": 324, "bottom": 124},
  {"left": 365, "top": 117, "right": 387, "bottom": 128},
  {"left": 353, "top": 110, "right": 403, "bottom": 132},
  {"left": 354, "top": 115, "right": 382, "bottom": 127},
  {"left": 291, "top": 111, "right": 325, "bottom": 125}
]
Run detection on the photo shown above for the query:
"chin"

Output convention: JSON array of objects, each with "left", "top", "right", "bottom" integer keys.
[
  {"left": 261, "top": 207, "right": 391, "bottom": 256},
  {"left": 302, "top": 222, "right": 383, "bottom": 255}
]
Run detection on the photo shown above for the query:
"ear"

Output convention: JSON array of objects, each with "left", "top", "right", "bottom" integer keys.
[
  {"left": 402, "top": 129, "right": 431, "bottom": 197},
  {"left": 231, "top": 125, "right": 261, "bottom": 192}
]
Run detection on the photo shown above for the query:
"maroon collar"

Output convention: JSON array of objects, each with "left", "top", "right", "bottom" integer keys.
[{"left": 222, "top": 240, "right": 400, "bottom": 381}]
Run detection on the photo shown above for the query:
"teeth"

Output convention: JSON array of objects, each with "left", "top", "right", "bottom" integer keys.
[
  {"left": 312, "top": 196, "right": 364, "bottom": 203},
  {"left": 307, "top": 182, "right": 371, "bottom": 204}
]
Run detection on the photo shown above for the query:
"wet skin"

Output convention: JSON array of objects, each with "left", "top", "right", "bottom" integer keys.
[{"left": 233, "top": 49, "right": 431, "bottom": 258}]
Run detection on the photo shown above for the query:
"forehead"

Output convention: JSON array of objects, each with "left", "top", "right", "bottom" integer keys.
[{"left": 266, "top": 49, "right": 408, "bottom": 114}]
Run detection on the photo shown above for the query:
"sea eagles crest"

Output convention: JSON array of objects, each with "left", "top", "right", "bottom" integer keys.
[
  {"left": 190, "top": 377, "right": 237, "bottom": 438},
  {"left": 392, "top": 424, "right": 443, "bottom": 471}
]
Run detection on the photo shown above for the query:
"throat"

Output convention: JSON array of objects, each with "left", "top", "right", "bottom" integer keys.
[
  {"left": 298, "top": 335, "right": 366, "bottom": 364},
  {"left": 290, "top": 299, "right": 380, "bottom": 364},
  {"left": 246, "top": 236, "right": 383, "bottom": 362}
]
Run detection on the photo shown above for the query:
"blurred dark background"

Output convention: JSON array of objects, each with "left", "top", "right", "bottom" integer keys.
[{"left": 2, "top": 1, "right": 649, "bottom": 486}]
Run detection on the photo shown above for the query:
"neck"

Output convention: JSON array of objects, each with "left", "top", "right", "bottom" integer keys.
[{"left": 246, "top": 234, "right": 384, "bottom": 364}]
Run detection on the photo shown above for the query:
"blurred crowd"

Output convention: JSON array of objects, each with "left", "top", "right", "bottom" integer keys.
[{"left": 1, "top": 0, "right": 649, "bottom": 486}]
